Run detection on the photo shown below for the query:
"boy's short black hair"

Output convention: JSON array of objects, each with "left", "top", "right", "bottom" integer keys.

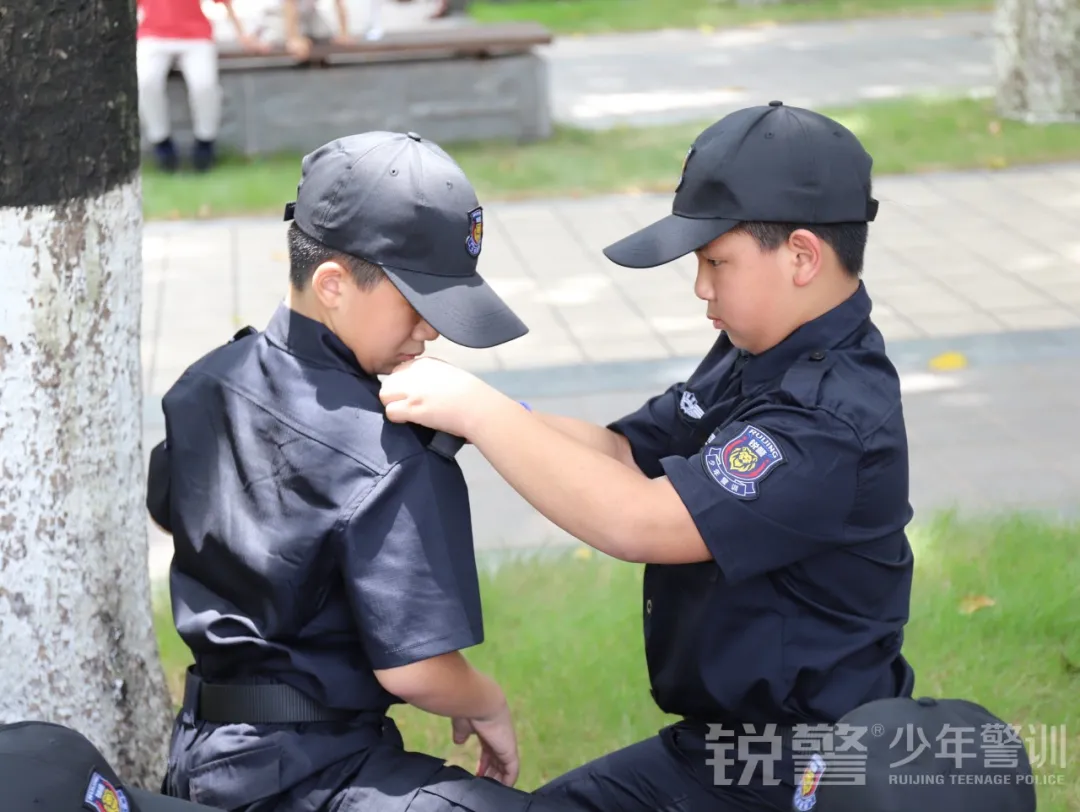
[
  {"left": 287, "top": 221, "right": 384, "bottom": 291},
  {"left": 731, "top": 221, "right": 869, "bottom": 278}
]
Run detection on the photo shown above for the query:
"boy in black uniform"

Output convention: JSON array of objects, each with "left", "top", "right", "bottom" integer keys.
[
  {"left": 146, "top": 131, "right": 575, "bottom": 812},
  {"left": 379, "top": 102, "right": 919, "bottom": 811}
]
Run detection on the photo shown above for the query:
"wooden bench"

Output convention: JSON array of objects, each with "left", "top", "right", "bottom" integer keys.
[
  {"left": 153, "top": 22, "right": 554, "bottom": 156},
  {"left": 217, "top": 21, "right": 553, "bottom": 66}
]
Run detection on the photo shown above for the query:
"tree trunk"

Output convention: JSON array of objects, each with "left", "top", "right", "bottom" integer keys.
[
  {"left": 0, "top": 0, "right": 173, "bottom": 791},
  {"left": 993, "top": 0, "right": 1080, "bottom": 123}
]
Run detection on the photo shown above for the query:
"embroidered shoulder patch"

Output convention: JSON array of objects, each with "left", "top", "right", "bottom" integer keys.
[
  {"left": 702, "top": 424, "right": 785, "bottom": 498},
  {"left": 84, "top": 771, "right": 130, "bottom": 812},
  {"left": 793, "top": 754, "right": 826, "bottom": 811}
]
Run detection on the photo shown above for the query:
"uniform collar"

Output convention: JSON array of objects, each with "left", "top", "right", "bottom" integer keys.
[
  {"left": 741, "top": 282, "right": 872, "bottom": 387},
  {"left": 264, "top": 302, "right": 370, "bottom": 380}
]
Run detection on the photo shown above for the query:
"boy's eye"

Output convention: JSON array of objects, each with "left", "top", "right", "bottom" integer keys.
[{"left": 708, "top": 259, "right": 724, "bottom": 267}]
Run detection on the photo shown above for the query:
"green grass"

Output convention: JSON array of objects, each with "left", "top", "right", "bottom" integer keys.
[
  {"left": 466, "top": 0, "right": 991, "bottom": 36},
  {"left": 141, "top": 95, "right": 1080, "bottom": 222},
  {"left": 153, "top": 511, "right": 1080, "bottom": 808}
]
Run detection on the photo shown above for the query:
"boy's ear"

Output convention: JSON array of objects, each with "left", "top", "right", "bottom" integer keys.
[
  {"left": 787, "top": 229, "right": 824, "bottom": 287},
  {"left": 310, "top": 261, "right": 350, "bottom": 308}
]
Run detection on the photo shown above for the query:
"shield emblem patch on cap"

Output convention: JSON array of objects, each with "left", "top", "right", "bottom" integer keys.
[
  {"left": 676, "top": 146, "right": 694, "bottom": 192},
  {"left": 793, "top": 754, "right": 826, "bottom": 811},
  {"left": 84, "top": 771, "right": 131, "bottom": 812},
  {"left": 466, "top": 207, "right": 484, "bottom": 257}
]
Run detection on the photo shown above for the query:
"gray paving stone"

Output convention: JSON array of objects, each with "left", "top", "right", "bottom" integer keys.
[
  {"left": 876, "top": 287, "right": 980, "bottom": 318},
  {"left": 993, "top": 306, "right": 1080, "bottom": 331},
  {"left": 581, "top": 335, "right": 671, "bottom": 363},
  {"left": 138, "top": 165, "right": 1080, "bottom": 381},
  {"left": 898, "top": 311, "right": 999, "bottom": 339},
  {"left": 545, "top": 12, "right": 993, "bottom": 129},
  {"left": 493, "top": 334, "right": 584, "bottom": 369},
  {"left": 661, "top": 331, "right": 723, "bottom": 358},
  {"left": 425, "top": 338, "right": 504, "bottom": 373},
  {"left": 1041, "top": 282, "right": 1080, "bottom": 307},
  {"left": 942, "top": 275, "right": 1058, "bottom": 310}
]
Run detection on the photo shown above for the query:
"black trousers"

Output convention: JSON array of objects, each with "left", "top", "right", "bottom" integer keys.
[
  {"left": 164, "top": 713, "right": 578, "bottom": 812},
  {"left": 533, "top": 721, "right": 797, "bottom": 812}
]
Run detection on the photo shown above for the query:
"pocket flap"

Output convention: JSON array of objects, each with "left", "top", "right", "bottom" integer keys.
[{"left": 188, "top": 743, "right": 283, "bottom": 810}]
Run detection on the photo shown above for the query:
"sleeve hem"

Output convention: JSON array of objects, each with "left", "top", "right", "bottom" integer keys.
[
  {"left": 660, "top": 453, "right": 752, "bottom": 584},
  {"left": 366, "top": 627, "right": 485, "bottom": 670}
]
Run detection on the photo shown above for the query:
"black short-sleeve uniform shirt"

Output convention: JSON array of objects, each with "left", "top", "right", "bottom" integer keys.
[
  {"left": 149, "top": 303, "right": 483, "bottom": 713},
  {"left": 609, "top": 283, "right": 916, "bottom": 728}
]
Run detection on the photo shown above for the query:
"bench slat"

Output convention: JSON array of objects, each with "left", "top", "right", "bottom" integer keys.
[{"left": 216, "top": 22, "right": 552, "bottom": 68}]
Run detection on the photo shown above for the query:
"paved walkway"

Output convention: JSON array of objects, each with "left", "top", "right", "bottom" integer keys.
[
  {"left": 544, "top": 12, "right": 995, "bottom": 128},
  {"left": 141, "top": 163, "right": 1080, "bottom": 391},
  {"left": 142, "top": 162, "right": 1080, "bottom": 579}
]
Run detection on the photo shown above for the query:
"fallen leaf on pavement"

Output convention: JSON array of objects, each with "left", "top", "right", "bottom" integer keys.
[{"left": 929, "top": 351, "right": 968, "bottom": 372}]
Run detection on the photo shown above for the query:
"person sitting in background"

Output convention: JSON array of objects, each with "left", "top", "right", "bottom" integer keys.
[
  {"left": 136, "top": 0, "right": 264, "bottom": 173},
  {"left": 255, "top": 0, "right": 372, "bottom": 58}
]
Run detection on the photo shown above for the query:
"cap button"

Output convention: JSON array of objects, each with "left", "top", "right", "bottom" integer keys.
[
  {"left": 406, "top": 131, "right": 422, "bottom": 142},
  {"left": 768, "top": 100, "right": 783, "bottom": 107},
  {"left": 916, "top": 697, "right": 937, "bottom": 707}
]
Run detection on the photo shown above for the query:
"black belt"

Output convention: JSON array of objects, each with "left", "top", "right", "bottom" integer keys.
[{"left": 183, "top": 668, "right": 377, "bottom": 725}]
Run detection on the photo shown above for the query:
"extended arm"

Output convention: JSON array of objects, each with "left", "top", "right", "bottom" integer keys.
[
  {"left": 531, "top": 411, "right": 639, "bottom": 470},
  {"left": 379, "top": 358, "right": 865, "bottom": 576},
  {"left": 468, "top": 395, "right": 709, "bottom": 564}
]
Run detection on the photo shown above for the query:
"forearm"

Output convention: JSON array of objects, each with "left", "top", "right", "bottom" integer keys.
[
  {"left": 532, "top": 412, "right": 637, "bottom": 469},
  {"left": 376, "top": 651, "right": 505, "bottom": 719},
  {"left": 222, "top": 2, "right": 247, "bottom": 37},
  {"left": 467, "top": 395, "right": 650, "bottom": 560},
  {"left": 334, "top": 0, "right": 349, "bottom": 33},
  {"left": 282, "top": 0, "right": 302, "bottom": 40}
]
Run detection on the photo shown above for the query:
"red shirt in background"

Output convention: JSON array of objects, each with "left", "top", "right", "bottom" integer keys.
[{"left": 137, "top": 0, "right": 225, "bottom": 40}]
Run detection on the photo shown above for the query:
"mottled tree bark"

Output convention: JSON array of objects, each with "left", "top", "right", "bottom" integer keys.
[
  {"left": 0, "top": 0, "right": 173, "bottom": 791},
  {"left": 993, "top": 0, "right": 1080, "bottom": 123}
]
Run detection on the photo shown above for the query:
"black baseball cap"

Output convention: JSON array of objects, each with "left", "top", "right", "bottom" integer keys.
[
  {"left": 792, "top": 696, "right": 1037, "bottom": 812},
  {"left": 0, "top": 720, "right": 222, "bottom": 811},
  {"left": 284, "top": 130, "right": 527, "bottom": 349},
  {"left": 604, "top": 101, "right": 879, "bottom": 269}
]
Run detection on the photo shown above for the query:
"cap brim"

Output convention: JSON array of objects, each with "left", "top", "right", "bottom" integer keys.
[
  {"left": 381, "top": 266, "right": 528, "bottom": 349},
  {"left": 130, "top": 787, "right": 223, "bottom": 812},
  {"left": 603, "top": 214, "right": 740, "bottom": 269}
]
